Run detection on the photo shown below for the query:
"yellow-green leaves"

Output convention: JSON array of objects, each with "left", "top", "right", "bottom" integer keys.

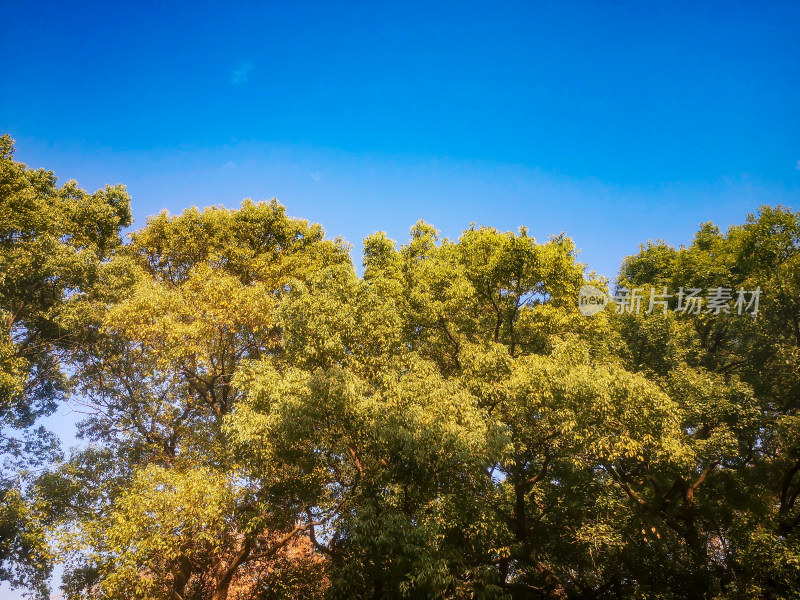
[
  {"left": 0, "top": 487, "right": 53, "bottom": 598},
  {"left": 78, "top": 465, "right": 240, "bottom": 600},
  {"left": 106, "top": 264, "right": 277, "bottom": 377},
  {"left": 1, "top": 133, "right": 131, "bottom": 433},
  {"left": 13, "top": 180, "right": 795, "bottom": 598},
  {"left": 129, "top": 199, "right": 348, "bottom": 285},
  {"left": 1, "top": 135, "right": 132, "bottom": 596},
  {"left": 503, "top": 344, "right": 685, "bottom": 465}
]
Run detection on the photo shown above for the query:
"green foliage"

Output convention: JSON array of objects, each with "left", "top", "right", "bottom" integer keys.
[
  {"left": 5, "top": 137, "right": 799, "bottom": 599},
  {"left": 1, "top": 134, "right": 130, "bottom": 461},
  {"left": 1, "top": 134, "right": 131, "bottom": 596},
  {"left": 45, "top": 199, "right": 347, "bottom": 600},
  {"left": 616, "top": 205, "right": 800, "bottom": 597},
  {"left": 0, "top": 487, "right": 52, "bottom": 598}
]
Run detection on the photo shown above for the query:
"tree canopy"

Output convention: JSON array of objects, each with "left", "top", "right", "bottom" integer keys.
[
  {"left": 1, "top": 135, "right": 131, "bottom": 595},
  {"left": 1, "top": 136, "right": 799, "bottom": 599}
]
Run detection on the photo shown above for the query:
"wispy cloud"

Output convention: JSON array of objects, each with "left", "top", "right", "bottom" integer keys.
[{"left": 230, "top": 61, "right": 252, "bottom": 85}]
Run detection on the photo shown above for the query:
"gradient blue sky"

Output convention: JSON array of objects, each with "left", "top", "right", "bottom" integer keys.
[
  {"left": 3, "top": 1, "right": 799, "bottom": 279},
  {"left": 2, "top": 1, "right": 799, "bottom": 596}
]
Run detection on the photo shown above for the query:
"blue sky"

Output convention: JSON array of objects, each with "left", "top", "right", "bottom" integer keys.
[
  {"left": 2, "top": 0, "right": 798, "bottom": 281},
  {"left": 1, "top": 1, "right": 799, "bottom": 596}
]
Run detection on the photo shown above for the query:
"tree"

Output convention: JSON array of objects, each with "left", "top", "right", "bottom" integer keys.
[
  {"left": 48, "top": 200, "right": 348, "bottom": 599},
  {"left": 0, "top": 134, "right": 131, "bottom": 596},
  {"left": 227, "top": 222, "right": 693, "bottom": 598},
  {"left": 10, "top": 142, "right": 792, "bottom": 600},
  {"left": 616, "top": 205, "right": 800, "bottom": 597}
]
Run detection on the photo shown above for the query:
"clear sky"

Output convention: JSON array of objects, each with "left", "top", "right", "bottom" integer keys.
[
  {"left": 2, "top": 0, "right": 799, "bottom": 280},
  {"left": 1, "top": 1, "right": 799, "bottom": 596}
]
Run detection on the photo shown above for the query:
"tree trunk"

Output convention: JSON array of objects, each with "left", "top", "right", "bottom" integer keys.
[
  {"left": 170, "top": 555, "right": 193, "bottom": 600},
  {"left": 211, "top": 538, "right": 253, "bottom": 600}
]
